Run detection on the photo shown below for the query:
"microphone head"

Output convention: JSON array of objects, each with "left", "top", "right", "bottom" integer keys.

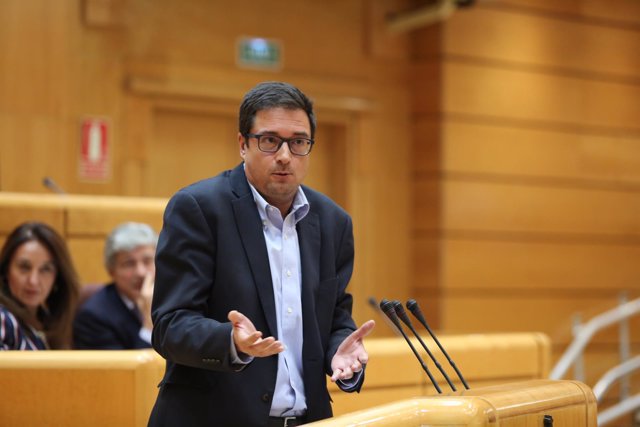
[
  {"left": 380, "top": 300, "right": 394, "bottom": 315},
  {"left": 406, "top": 299, "right": 428, "bottom": 326},
  {"left": 380, "top": 300, "right": 403, "bottom": 327},
  {"left": 393, "top": 300, "right": 412, "bottom": 325}
]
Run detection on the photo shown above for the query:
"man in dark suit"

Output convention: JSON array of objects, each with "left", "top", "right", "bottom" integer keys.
[
  {"left": 148, "top": 81, "right": 375, "bottom": 427},
  {"left": 73, "top": 222, "right": 157, "bottom": 349}
]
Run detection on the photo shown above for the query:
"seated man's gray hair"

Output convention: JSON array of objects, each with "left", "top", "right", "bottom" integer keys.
[{"left": 104, "top": 222, "right": 158, "bottom": 270}]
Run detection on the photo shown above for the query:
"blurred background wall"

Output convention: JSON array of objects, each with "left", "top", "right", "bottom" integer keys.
[{"left": 1, "top": 0, "right": 640, "bottom": 390}]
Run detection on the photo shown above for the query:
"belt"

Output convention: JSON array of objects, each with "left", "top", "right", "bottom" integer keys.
[{"left": 268, "top": 416, "right": 305, "bottom": 427}]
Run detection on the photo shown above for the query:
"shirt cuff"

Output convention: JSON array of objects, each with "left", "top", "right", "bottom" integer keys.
[
  {"left": 229, "top": 330, "right": 254, "bottom": 365},
  {"left": 337, "top": 368, "right": 363, "bottom": 391},
  {"left": 139, "top": 327, "right": 152, "bottom": 344}
]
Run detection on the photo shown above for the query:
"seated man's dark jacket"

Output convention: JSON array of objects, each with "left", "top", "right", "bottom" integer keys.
[{"left": 73, "top": 283, "right": 150, "bottom": 349}]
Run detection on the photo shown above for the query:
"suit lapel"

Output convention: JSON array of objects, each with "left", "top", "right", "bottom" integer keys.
[
  {"left": 230, "top": 164, "right": 278, "bottom": 338},
  {"left": 298, "top": 211, "right": 321, "bottom": 355}
]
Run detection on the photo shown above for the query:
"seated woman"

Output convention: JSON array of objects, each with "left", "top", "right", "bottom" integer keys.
[{"left": 0, "top": 222, "right": 80, "bottom": 350}]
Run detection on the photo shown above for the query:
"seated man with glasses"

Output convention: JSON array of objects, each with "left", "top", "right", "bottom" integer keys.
[{"left": 148, "top": 81, "right": 375, "bottom": 427}]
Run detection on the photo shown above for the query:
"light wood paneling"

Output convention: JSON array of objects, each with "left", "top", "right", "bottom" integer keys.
[
  {"left": 438, "top": 295, "right": 640, "bottom": 343},
  {"left": 0, "top": 194, "right": 65, "bottom": 235},
  {"left": 433, "top": 6, "right": 640, "bottom": 78},
  {"left": 413, "top": 61, "right": 640, "bottom": 131},
  {"left": 64, "top": 196, "right": 165, "bottom": 235},
  {"left": 415, "top": 120, "right": 640, "bottom": 185},
  {"left": 0, "top": 115, "right": 74, "bottom": 193},
  {"left": 436, "top": 238, "right": 640, "bottom": 291},
  {"left": 317, "top": 380, "right": 597, "bottom": 427},
  {"left": 67, "top": 237, "right": 110, "bottom": 285},
  {"left": 0, "top": 350, "right": 164, "bottom": 427},
  {"left": 492, "top": 0, "right": 640, "bottom": 25},
  {"left": 415, "top": 180, "right": 640, "bottom": 236},
  {"left": 146, "top": 108, "right": 238, "bottom": 197},
  {"left": 125, "top": 0, "right": 368, "bottom": 79},
  {"left": 0, "top": 0, "right": 73, "bottom": 115}
]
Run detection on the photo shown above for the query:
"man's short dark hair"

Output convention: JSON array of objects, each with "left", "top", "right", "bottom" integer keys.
[{"left": 239, "top": 81, "right": 316, "bottom": 138}]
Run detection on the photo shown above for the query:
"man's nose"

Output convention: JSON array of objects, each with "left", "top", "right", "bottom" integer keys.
[
  {"left": 274, "top": 141, "right": 293, "bottom": 162},
  {"left": 135, "top": 262, "right": 148, "bottom": 276}
]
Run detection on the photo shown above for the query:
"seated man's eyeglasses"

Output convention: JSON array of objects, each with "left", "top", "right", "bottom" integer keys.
[{"left": 244, "top": 133, "right": 314, "bottom": 156}]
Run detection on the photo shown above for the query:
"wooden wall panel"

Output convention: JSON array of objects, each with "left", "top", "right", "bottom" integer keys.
[
  {"left": 409, "top": 0, "right": 640, "bottom": 395},
  {"left": 124, "top": 0, "right": 368, "bottom": 79},
  {"left": 430, "top": 62, "right": 640, "bottom": 130},
  {"left": 438, "top": 239, "right": 640, "bottom": 291},
  {"left": 492, "top": 0, "right": 640, "bottom": 24},
  {"left": 304, "top": 123, "right": 349, "bottom": 209},
  {"left": 422, "top": 121, "right": 640, "bottom": 184},
  {"left": 436, "top": 6, "right": 640, "bottom": 77},
  {"left": 0, "top": 1, "right": 72, "bottom": 115},
  {"left": 67, "top": 238, "right": 110, "bottom": 285},
  {"left": 415, "top": 180, "right": 640, "bottom": 236},
  {"left": 414, "top": 235, "right": 640, "bottom": 293},
  {"left": 0, "top": 194, "right": 66, "bottom": 235},
  {"left": 0, "top": 115, "right": 74, "bottom": 193},
  {"left": 66, "top": 204, "right": 165, "bottom": 236},
  {"left": 438, "top": 295, "right": 640, "bottom": 342},
  {"left": 146, "top": 108, "right": 238, "bottom": 197}
]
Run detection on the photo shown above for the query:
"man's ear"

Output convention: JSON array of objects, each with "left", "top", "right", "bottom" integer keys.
[{"left": 238, "top": 133, "right": 246, "bottom": 158}]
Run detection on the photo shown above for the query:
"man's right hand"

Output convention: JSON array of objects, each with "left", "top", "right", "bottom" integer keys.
[{"left": 228, "top": 310, "right": 284, "bottom": 357}]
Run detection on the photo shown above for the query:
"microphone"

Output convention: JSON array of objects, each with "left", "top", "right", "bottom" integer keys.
[
  {"left": 379, "top": 299, "right": 442, "bottom": 393},
  {"left": 42, "top": 177, "right": 66, "bottom": 195},
  {"left": 407, "top": 299, "right": 470, "bottom": 389},
  {"left": 368, "top": 296, "right": 401, "bottom": 336},
  {"left": 392, "top": 300, "right": 456, "bottom": 391}
]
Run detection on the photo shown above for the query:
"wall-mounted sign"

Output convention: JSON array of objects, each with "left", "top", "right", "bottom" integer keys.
[
  {"left": 79, "top": 118, "right": 110, "bottom": 182},
  {"left": 236, "top": 37, "right": 283, "bottom": 70}
]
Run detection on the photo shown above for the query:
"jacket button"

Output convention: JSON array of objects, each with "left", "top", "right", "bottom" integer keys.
[{"left": 262, "top": 393, "right": 270, "bottom": 402}]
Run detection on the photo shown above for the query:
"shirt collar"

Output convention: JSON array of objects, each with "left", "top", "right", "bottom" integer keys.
[
  {"left": 115, "top": 288, "right": 136, "bottom": 311},
  {"left": 246, "top": 179, "right": 309, "bottom": 225}
]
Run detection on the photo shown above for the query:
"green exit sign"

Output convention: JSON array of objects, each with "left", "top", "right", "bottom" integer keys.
[{"left": 237, "top": 37, "right": 283, "bottom": 70}]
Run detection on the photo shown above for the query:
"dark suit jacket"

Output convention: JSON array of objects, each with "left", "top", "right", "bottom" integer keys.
[
  {"left": 73, "top": 283, "right": 151, "bottom": 349},
  {"left": 148, "top": 164, "right": 361, "bottom": 427}
]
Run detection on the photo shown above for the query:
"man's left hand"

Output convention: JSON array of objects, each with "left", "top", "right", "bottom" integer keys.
[{"left": 330, "top": 320, "right": 375, "bottom": 382}]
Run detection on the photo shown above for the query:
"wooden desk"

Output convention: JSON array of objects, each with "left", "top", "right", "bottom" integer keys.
[
  {"left": 0, "top": 349, "right": 165, "bottom": 427},
  {"left": 314, "top": 380, "right": 597, "bottom": 426}
]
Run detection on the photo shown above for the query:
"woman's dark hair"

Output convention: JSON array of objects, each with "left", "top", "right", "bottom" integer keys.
[
  {"left": 239, "top": 81, "right": 316, "bottom": 138},
  {"left": 0, "top": 222, "right": 80, "bottom": 349}
]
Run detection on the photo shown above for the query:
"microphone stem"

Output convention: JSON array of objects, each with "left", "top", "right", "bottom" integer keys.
[
  {"left": 398, "top": 331, "right": 442, "bottom": 394},
  {"left": 421, "top": 320, "right": 470, "bottom": 390},
  {"left": 408, "top": 325, "right": 456, "bottom": 391}
]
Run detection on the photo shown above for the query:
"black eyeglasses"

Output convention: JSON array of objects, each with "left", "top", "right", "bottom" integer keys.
[{"left": 244, "top": 133, "right": 314, "bottom": 156}]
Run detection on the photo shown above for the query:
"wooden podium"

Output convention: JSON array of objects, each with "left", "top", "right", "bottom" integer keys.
[{"left": 306, "top": 380, "right": 597, "bottom": 426}]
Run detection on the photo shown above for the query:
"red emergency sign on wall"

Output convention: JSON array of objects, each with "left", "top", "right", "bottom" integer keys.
[{"left": 79, "top": 118, "right": 110, "bottom": 181}]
